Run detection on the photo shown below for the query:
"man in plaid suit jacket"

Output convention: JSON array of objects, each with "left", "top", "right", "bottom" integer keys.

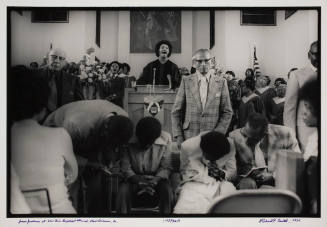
[{"left": 171, "top": 49, "right": 233, "bottom": 146}]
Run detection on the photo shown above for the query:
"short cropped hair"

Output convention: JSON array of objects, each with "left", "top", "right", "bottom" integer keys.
[
  {"left": 200, "top": 131, "right": 230, "bottom": 161},
  {"left": 263, "top": 75, "right": 271, "bottom": 86},
  {"left": 107, "top": 61, "right": 121, "bottom": 71},
  {"left": 30, "top": 62, "right": 39, "bottom": 68},
  {"left": 225, "top": 71, "right": 236, "bottom": 78},
  {"left": 93, "top": 115, "right": 133, "bottom": 149},
  {"left": 121, "top": 63, "right": 131, "bottom": 73},
  {"left": 247, "top": 113, "right": 268, "bottom": 132},
  {"left": 136, "top": 117, "right": 162, "bottom": 147},
  {"left": 274, "top": 77, "right": 287, "bottom": 86},
  {"left": 245, "top": 68, "right": 254, "bottom": 76},
  {"left": 155, "top": 40, "right": 172, "bottom": 57},
  {"left": 10, "top": 65, "right": 50, "bottom": 122},
  {"left": 244, "top": 76, "right": 256, "bottom": 91},
  {"left": 299, "top": 79, "right": 319, "bottom": 116}
]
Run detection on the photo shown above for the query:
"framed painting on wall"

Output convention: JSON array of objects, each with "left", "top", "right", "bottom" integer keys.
[{"left": 130, "top": 10, "right": 181, "bottom": 53}]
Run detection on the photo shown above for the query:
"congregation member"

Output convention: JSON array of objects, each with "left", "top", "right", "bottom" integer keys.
[
  {"left": 224, "top": 70, "right": 236, "bottom": 80},
  {"left": 245, "top": 68, "right": 255, "bottom": 79},
  {"left": 43, "top": 100, "right": 133, "bottom": 213},
  {"left": 274, "top": 77, "right": 287, "bottom": 88},
  {"left": 29, "top": 61, "right": 38, "bottom": 70},
  {"left": 173, "top": 131, "right": 236, "bottom": 213},
  {"left": 179, "top": 67, "right": 191, "bottom": 77},
  {"left": 10, "top": 66, "right": 78, "bottom": 213},
  {"left": 82, "top": 114, "right": 133, "bottom": 214},
  {"left": 171, "top": 48, "right": 233, "bottom": 148},
  {"left": 255, "top": 75, "right": 276, "bottom": 122},
  {"left": 117, "top": 117, "right": 173, "bottom": 214},
  {"left": 238, "top": 77, "right": 265, "bottom": 128},
  {"left": 119, "top": 63, "right": 135, "bottom": 88},
  {"left": 284, "top": 41, "right": 318, "bottom": 150},
  {"left": 299, "top": 79, "right": 319, "bottom": 214},
  {"left": 229, "top": 113, "right": 301, "bottom": 189},
  {"left": 269, "top": 81, "right": 287, "bottom": 125},
  {"left": 37, "top": 48, "right": 84, "bottom": 113},
  {"left": 299, "top": 79, "right": 319, "bottom": 162},
  {"left": 137, "top": 40, "right": 180, "bottom": 89},
  {"left": 99, "top": 61, "right": 125, "bottom": 107}
]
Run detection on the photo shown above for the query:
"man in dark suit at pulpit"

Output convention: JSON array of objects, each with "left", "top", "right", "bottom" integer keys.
[
  {"left": 137, "top": 40, "right": 181, "bottom": 89},
  {"left": 36, "top": 48, "right": 84, "bottom": 113}
]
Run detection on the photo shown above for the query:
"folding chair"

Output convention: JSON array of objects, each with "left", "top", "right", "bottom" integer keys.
[
  {"left": 22, "top": 188, "right": 52, "bottom": 214},
  {"left": 208, "top": 189, "right": 302, "bottom": 214}
]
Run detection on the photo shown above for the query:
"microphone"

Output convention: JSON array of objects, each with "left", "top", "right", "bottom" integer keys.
[
  {"left": 167, "top": 74, "right": 172, "bottom": 89},
  {"left": 153, "top": 68, "right": 156, "bottom": 86}
]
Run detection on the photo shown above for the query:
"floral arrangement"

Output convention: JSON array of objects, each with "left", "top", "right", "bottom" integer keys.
[
  {"left": 78, "top": 63, "right": 108, "bottom": 86},
  {"left": 77, "top": 62, "right": 107, "bottom": 99},
  {"left": 76, "top": 55, "right": 128, "bottom": 102}
]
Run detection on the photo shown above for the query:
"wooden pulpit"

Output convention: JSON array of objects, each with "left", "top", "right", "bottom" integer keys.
[{"left": 123, "top": 85, "right": 177, "bottom": 135}]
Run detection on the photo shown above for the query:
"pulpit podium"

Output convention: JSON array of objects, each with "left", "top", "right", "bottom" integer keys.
[{"left": 123, "top": 85, "right": 177, "bottom": 135}]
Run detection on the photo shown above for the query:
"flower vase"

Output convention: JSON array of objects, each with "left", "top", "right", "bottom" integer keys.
[
  {"left": 88, "top": 85, "right": 95, "bottom": 100},
  {"left": 82, "top": 86, "right": 88, "bottom": 100},
  {"left": 95, "top": 86, "right": 101, "bottom": 99},
  {"left": 83, "top": 85, "right": 95, "bottom": 100}
]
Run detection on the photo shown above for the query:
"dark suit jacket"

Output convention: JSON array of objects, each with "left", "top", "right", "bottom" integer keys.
[{"left": 37, "top": 68, "right": 84, "bottom": 110}]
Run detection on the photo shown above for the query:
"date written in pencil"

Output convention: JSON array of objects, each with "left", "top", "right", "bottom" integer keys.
[
  {"left": 163, "top": 218, "right": 181, "bottom": 223},
  {"left": 259, "top": 218, "right": 301, "bottom": 223}
]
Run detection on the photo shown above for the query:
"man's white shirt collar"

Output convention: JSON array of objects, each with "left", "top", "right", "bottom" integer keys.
[{"left": 197, "top": 71, "right": 211, "bottom": 83}]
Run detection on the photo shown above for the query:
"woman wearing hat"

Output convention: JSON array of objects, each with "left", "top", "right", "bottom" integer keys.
[{"left": 137, "top": 40, "right": 180, "bottom": 89}]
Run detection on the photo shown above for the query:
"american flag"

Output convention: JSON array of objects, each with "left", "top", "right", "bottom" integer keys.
[{"left": 253, "top": 46, "right": 261, "bottom": 76}]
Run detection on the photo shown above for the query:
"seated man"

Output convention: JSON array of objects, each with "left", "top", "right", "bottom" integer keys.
[
  {"left": 174, "top": 131, "right": 237, "bottom": 214},
  {"left": 229, "top": 113, "right": 301, "bottom": 189},
  {"left": 117, "top": 117, "right": 173, "bottom": 214},
  {"left": 36, "top": 48, "right": 84, "bottom": 112}
]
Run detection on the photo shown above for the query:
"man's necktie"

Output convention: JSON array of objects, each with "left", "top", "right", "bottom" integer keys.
[
  {"left": 199, "top": 76, "right": 208, "bottom": 110},
  {"left": 48, "top": 73, "right": 58, "bottom": 112}
]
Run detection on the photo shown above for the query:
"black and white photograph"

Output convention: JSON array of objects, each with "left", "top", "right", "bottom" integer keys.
[{"left": 1, "top": 0, "right": 327, "bottom": 227}]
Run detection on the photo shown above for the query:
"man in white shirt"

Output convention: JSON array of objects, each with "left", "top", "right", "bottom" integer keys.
[
  {"left": 173, "top": 131, "right": 236, "bottom": 213},
  {"left": 229, "top": 113, "right": 301, "bottom": 189},
  {"left": 283, "top": 41, "right": 318, "bottom": 150}
]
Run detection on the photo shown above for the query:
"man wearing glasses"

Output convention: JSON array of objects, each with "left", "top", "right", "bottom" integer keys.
[
  {"left": 284, "top": 41, "right": 318, "bottom": 151},
  {"left": 229, "top": 113, "right": 301, "bottom": 189},
  {"left": 171, "top": 48, "right": 233, "bottom": 148},
  {"left": 37, "top": 48, "right": 83, "bottom": 113}
]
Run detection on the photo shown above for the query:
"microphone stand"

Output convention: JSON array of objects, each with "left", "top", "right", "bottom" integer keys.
[{"left": 152, "top": 68, "right": 156, "bottom": 95}]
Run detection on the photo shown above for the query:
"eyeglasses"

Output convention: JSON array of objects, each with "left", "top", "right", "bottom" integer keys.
[
  {"left": 194, "top": 58, "right": 211, "bottom": 64},
  {"left": 50, "top": 55, "right": 65, "bottom": 61}
]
